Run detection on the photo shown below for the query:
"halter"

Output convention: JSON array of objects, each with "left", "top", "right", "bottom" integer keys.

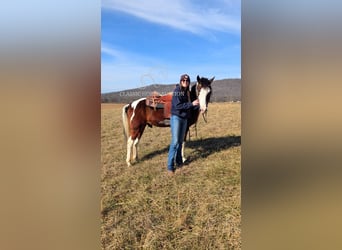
[{"left": 196, "top": 82, "right": 209, "bottom": 123}]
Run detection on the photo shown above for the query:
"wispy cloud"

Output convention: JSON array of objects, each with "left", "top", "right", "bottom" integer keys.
[
  {"left": 101, "top": 44, "right": 173, "bottom": 92},
  {"left": 101, "top": 45, "right": 123, "bottom": 59},
  {"left": 102, "top": 0, "right": 240, "bottom": 35},
  {"left": 101, "top": 42, "right": 163, "bottom": 65},
  {"left": 101, "top": 46, "right": 240, "bottom": 92}
]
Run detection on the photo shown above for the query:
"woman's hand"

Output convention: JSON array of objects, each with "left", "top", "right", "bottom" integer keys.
[{"left": 192, "top": 99, "right": 199, "bottom": 106}]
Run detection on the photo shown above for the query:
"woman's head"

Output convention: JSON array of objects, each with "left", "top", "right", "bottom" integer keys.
[{"left": 179, "top": 74, "right": 190, "bottom": 90}]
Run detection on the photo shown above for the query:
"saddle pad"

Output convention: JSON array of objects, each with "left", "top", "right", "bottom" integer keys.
[{"left": 146, "top": 92, "right": 173, "bottom": 119}]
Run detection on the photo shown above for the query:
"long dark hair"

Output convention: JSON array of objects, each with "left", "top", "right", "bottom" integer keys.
[{"left": 179, "top": 74, "right": 190, "bottom": 92}]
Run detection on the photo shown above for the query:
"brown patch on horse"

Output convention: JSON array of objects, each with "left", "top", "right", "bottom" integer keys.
[
  {"left": 126, "top": 100, "right": 147, "bottom": 140},
  {"left": 146, "top": 92, "right": 173, "bottom": 119}
]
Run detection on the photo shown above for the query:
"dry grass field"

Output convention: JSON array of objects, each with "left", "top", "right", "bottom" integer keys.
[{"left": 101, "top": 102, "right": 241, "bottom": 249}]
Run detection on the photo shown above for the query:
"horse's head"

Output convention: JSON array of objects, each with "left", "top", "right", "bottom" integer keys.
[{"left": 196, "top": 75, "right": 215, "bottom": 114}]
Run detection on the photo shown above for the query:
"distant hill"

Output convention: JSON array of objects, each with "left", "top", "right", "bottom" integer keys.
[{"left": 101, "top": 78, "right": 240, "bottom": 103}]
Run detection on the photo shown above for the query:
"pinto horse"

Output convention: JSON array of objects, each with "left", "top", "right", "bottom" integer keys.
[{"left": 122, "top": 75, "right": 214, "bottom": 166}]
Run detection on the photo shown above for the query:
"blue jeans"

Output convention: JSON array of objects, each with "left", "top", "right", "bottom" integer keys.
[{"left": 167, "top": 115, "right": 187, "bottom": 171}]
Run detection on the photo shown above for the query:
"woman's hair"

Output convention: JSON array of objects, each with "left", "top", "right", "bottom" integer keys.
[{"left": 179, "top": 74, "right": 190, "bottom": 92}]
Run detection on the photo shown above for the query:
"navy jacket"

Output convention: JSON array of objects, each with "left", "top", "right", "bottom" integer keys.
[{"left": 171, "top": 84, "right": 195, "bottom": 119}]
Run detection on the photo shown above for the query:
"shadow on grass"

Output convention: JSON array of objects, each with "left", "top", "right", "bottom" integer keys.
[
  {"left": 140, "top": 135, "right": 241, "bottom": 163},
  {"left": 139, "top": 146, "right": 170, "bottom": 161},
  {"left": 185, "top": 135, "right": 241, "bottom": 163}
]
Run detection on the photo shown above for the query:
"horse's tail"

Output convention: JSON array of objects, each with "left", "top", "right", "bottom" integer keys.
[{"left": 122, "top": 104, "right": 130, "bottom": 142}]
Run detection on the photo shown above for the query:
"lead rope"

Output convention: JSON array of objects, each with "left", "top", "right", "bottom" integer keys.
[
  {"left": 195, "top": 83, "right": 199, "bottom": 136},
  {"left": 187, "top": 90, "right": 192, "bottom": 141},
  {"left": 188, "top": 86, "right": 198, "bottom": 141}
]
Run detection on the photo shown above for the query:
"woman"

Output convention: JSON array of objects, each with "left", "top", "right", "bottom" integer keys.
[{"left": 167, "top": 74, "right": 199, "bottom": 176}]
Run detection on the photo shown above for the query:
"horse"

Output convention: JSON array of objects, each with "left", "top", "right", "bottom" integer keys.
[{"left": 122, "top": 75, "right": 214, "bottom": 166}]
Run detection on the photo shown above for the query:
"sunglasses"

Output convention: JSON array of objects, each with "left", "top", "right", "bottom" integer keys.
[{"left": 181, "top": 79, "right": 189, "bottom": 82}]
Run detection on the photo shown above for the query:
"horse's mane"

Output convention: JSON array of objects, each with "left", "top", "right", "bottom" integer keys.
[{"left": 190, "top": 84, "right": 197, "bottom": 102}]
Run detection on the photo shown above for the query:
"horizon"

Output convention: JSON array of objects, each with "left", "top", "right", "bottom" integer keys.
[{"left": 101, "top": 77, "right": 241, "bottom": 94}]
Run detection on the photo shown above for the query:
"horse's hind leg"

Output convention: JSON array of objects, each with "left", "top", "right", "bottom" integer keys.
[
  {"left": 132, "top": 125, "right": 145, "bottom": 163},
  {"left": 132, "top": 138, "right": 140, "bottom": 162},
  {"left": 126, "top": 136, "right": 134, "bottom": 166}
]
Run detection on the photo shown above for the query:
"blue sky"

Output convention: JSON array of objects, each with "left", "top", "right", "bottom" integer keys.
[{"left": 101, "top": 0, "right": 241, "bottom": 93}]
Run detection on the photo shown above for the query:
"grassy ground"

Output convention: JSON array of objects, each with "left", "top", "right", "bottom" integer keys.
[{"left": 101, "top": 102, "right": 241, "bottom": 249}]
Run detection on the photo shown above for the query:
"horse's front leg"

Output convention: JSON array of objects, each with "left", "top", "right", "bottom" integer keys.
[
  {"left": 182, "top": 127, "right": 189, "bottom": 163},
  {"left": 181, "top": 142, "right": 187, "bottom": 163}
]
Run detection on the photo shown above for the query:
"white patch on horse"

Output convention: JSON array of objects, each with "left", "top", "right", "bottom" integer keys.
[
  {"left": 126, "top": 136, "right": 134, "bottom": 166},
  {"left": 181, "top": 142, "right": 187, "bottom": 163},
  {"left": 132, "top": 138, "right": 139, "bottom": 161},
  {"left": 130, "top": 98, "right": 146, "bottom": 122},
  {"left": 198, "top": 87, "right": 210, "bottom": 112}
]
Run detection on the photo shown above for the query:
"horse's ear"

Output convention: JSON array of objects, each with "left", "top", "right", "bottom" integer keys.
[
  {"left": 209, "top": 77, "right": 215, "bottom": 83},
  {"left": 197, "top": 75, "right": 200, "bottom": 82}
]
